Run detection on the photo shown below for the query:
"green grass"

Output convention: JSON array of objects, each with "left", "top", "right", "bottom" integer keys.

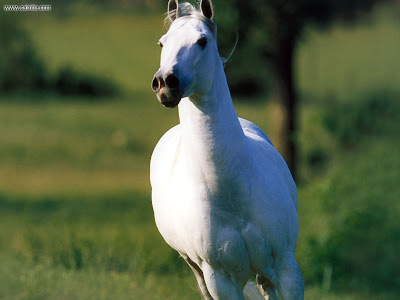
[
  {"left": 297, "top": 5, "right": 400, "bottom": 101},
  {"left": 0, "top": 5, "right": 399, "bottom": 299},
  {"left": 0, "top": 191, "right": 201, "bottom": 299},
  {"left": 0, "top": 254, "right": 201, "bottom": 300},
  {"left": 26, "top": 13, "right": 165, "bottom": 93},
  {"left": 0, "top": 96, "right": 175, "bottom": 194}
]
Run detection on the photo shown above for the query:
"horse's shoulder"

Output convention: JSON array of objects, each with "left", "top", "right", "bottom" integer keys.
[
  {"left": 150, "top": 124, "right": 182, "bottom": 185},
  {"left": 153, "top": 123, "right": 181, "bottom": 149},
  {"left": 239, "top": 117, "right": 273, "bottom": 146}
]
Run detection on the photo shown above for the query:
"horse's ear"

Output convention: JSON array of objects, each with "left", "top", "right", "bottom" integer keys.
[
  {"left": 168, "top": 0, "right": 180, "bottom": 22},
  {"left": 200, "top": 0, "right": 214, "bottom": 20}
]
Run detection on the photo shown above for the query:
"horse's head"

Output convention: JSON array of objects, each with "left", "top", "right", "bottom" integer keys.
[{"left": 151, "top": 0, "right": 217, "bottom": 108}]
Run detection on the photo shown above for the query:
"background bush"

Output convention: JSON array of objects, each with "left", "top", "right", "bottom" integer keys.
[
  {"left": 0, "top": 14, "right": 118, "bottom": 98},
  {"left": 212, "top": 0, "right": 270, "bottom": 97},
  {"left": 322, "top": 90, "right": 399, "bottom": 145},
  {"left": 302, "top": 92, "right": 400, "bottom": 289},
  {"left": 0, "top": 14, "right": 49, "bottom": 92},
  {"left": 54, "top": 65, "right": 118, "bottom": 98}
]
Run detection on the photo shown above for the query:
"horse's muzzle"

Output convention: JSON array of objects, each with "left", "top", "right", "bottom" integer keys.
[{"left": 151, "top": 71, "right": 184, "bottom": 108}]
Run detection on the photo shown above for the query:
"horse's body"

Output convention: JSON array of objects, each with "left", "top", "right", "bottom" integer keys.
[{"left": 150, "top": 1, "right": 303, "bottom": 299}]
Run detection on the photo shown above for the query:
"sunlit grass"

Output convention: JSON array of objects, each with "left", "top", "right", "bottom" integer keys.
[
  {"left": 0, "top": 254, "right": 200, "bottom": 300},
  {"left": 297, "top": 6, "right": 400, "bottom": 101},
  {"left": 26, "top": 13, "right": 165, "bottom": 93},
  {"left": 0, "top": 94, "right": 176, "bottom": 194}
]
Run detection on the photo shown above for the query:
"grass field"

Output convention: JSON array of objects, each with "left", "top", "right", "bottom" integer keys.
[
  {"left": 0, "top": 5, "right": 399, "bottom": 299},
  {"left": 297, "top": 5, "right": 400, "bottom": 101}
]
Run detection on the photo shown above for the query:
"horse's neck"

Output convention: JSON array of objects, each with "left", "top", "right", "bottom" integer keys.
[{"left": 178, "top": 61, "right": 246, "bottom": 190}]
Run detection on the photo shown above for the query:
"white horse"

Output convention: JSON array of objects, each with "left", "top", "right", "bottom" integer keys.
[{"left": 150, "top": 1, "right": 304, "bottom": 299}]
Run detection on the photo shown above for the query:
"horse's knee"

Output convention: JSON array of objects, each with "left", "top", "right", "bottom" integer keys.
[
  {"left": 181, "top": 254, "right": 213, "bottom": 300},
  {"left": 202, "top": 263, "right": 246, "bottom": 300},
  {"left": 214, "top": 227, "right": 251, "bottom": 284},
  {"left": 242, "top": 224, "right": 274, "bottom": 272},
  {"left": 275, "top": 254, "right": 304, "bottom": 300}
]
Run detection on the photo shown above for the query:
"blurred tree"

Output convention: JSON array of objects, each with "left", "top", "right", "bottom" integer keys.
[
  {"left": 0, "top": 13, "right": 48, "bottom": 92},
  {"left": 213, "top": 0, "right": 394, "bottom": 179}
]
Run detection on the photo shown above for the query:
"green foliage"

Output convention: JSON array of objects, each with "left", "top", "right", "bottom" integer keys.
[
  {"left": 212, "top": 0, "right": 393, "bottom": 98},
  {"left": 306, "top": 141, "right": 400, "bottom": 288},
  {"left": 305, "top": 147, "right": 329, "bottom": 169},
  {"left": 301, "top": 92, "right": 400, "bottom": 289},
  {"left": 54, "top": 65, "right": 118, "bottom": 98},
  {"left": 0, "top": 14, "right": 49, "bottom": 92},
  {"left": 213, "top": 0, "right": 270, "bottom": 96},
  {"left": 322, "top": 90, "right": 399, "bottom": 145}
]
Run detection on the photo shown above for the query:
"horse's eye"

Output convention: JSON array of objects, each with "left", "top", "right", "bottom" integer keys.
[
  {"left": 158, "top": 41, "right": 163, "bottom": 48},
  {"left": 197, "top": 37, "right": 208, "bottom": 48}
]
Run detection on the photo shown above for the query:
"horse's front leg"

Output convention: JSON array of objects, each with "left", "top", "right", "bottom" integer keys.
[
  {"left": 201, "top": 262, "right": 246, "bottom": 300},
  {"left": 180, "top": 253, "right": 213, "bottom": 300}
]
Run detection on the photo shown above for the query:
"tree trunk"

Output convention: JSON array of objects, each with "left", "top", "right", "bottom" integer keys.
[{"left": 267, "top": 37, "right": 298, "bottom": 180}]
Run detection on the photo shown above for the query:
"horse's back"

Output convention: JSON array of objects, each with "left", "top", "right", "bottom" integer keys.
[
  {"left": 239, "top": 117, "right": 297, "bottom": 207},
  {"left": 239, "top": 117, "right": 299, "bottom": 252},
  {"left": 239, "top": 117, "right": 273, "bottom": 146},
  {"left": 151, "top": 118, "right": 298, "bottom": 210}
]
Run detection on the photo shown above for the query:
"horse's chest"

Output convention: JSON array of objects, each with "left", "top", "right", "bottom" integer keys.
[
  {"left": 153, "top": 169, "right": 244, "bottom": 256},
  {"left": 161, "top": 184, "right": 251, "bottom": 273},
  {"left": 152, "top": 143, "right": 252, "bottom": 257}
]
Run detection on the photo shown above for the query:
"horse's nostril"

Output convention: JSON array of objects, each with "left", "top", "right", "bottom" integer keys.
[
  {"left": 165, "top": 73, "right": 180, "bottom": 89},
  {"left": 152, "top": 76, "right": 160, "bottom": 92}
]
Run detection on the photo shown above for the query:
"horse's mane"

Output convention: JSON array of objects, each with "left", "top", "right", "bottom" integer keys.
[
  {"left": 164, "top": 2, "right": 237, "bottom": 65},
  {"left": 165, "top": 2, "right": 217, "bottom": 37}
]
